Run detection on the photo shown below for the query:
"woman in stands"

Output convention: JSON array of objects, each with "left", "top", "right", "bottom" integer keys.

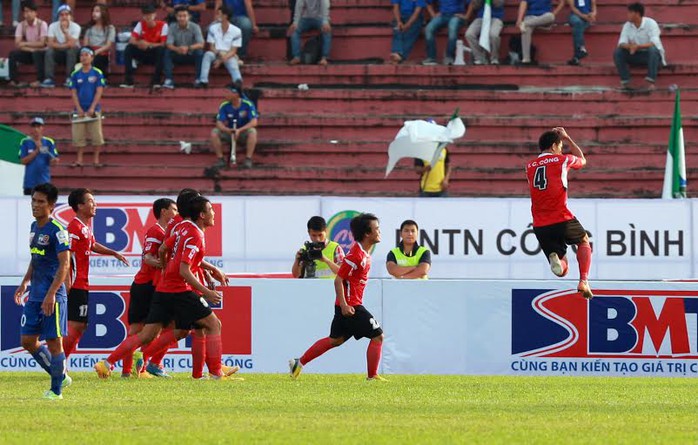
[{"left": 83, "top": 3, "right": 115, "bottom": 80}]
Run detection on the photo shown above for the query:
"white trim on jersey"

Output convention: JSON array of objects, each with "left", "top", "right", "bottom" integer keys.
[
  {"left": 561, "top": 156, "right": 569, "bottom": 189},
  {"left": 145, "top": 237, "right": 163, "bottom": 244},
  {"left": 344, "top": 258, "right": 358, "bottom": 270}
]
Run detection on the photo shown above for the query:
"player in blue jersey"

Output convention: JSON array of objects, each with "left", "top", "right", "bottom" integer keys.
[{"left": 13, "top": 183, "right": 72, "bottom": 400}]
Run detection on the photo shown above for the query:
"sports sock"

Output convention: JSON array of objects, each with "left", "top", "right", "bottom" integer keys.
[
  {"left": 122, "top": 351, "right": 134, "bottom": 375},
  {"left": 300, "top": 337, "right": 335, "bottom": 366},
  {"left": 577, "top": 242, "right": 592, "bottom": 281},
  {"left": 31, "top": 345, "right": 52, "bottom": 375},
  {"left": 205, "top": 334, "right": 222, "bottom": 377},
  {"left": 366, "top": 340, "right": 382, "bottom": 378},
  {"left": 192, "top": 333, "right": 206, "bottom": 379},
  {"left": 50, "top": 352, "right": 66, "bottom": 395},
  {"left": 142, "top": 329, "right": 177, "bottom": 366},
  {"left": 106, "top": 334, "right": 143, "bottom": 367},
  {"left": 62, "top": 327, "right": 83, "bottom": 358}
]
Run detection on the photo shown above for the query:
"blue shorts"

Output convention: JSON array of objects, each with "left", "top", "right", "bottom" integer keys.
[{"left": 20, "top": 300, "right": 67, "bottom": 340}]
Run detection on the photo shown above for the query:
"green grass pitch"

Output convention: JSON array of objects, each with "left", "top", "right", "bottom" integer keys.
[{"left": 0, "top": 373, "right": 697, "bottom": 444}]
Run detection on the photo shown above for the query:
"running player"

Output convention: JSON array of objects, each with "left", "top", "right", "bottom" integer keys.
[
  {"left": 525, "top": 127, "right": 593, "bottom": 299},
  {"left": 289, "top": 213, "right": 387, "bottom": 381},
  {"left": 62, "top": 188, "right": 129, "bottom": 359},
  {"left": 14, "top": 183, "right": 71, "bottom": 400},
  {"left": 95, "top": 196, "right": 232, "bottom": 379},
  {"left": 121, "top": 197, "right": 177, "bottom": 377}
]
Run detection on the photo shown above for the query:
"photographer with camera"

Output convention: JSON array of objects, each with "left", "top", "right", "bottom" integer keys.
[{"left": 292, "top": 216, "right": 345, "bottom": 279}]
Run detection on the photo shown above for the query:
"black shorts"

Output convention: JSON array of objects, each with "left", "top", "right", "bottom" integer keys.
[
  {"left": 330, "top": 305, "right": 383, "bottom": 341},
  {"left": 533, "top": 218, "right": 588, "bottom": 259},
  {"left": 128, "top": 281, "right": 155, "bottom": 324},
  {"left": 67, "top": 288, "right": 89, "bottom": 323},
  {"left": 145, "top": 291, "right": 213, "bottom": 330}
]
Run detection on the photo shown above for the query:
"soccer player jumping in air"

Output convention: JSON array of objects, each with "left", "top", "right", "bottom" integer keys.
[
  {"left": 289, "top": 213, "right": 387, "bottom": 381},
  {"left": 14, "top": 183, "right": 71, "bottom": 400},
  {"left": 526, "top": 127, "right": 593, "bottom": 299}
]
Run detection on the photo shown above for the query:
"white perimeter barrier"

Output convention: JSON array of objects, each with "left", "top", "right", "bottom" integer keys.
[{"left": 1, "top": 277, "right": 697, "bottom": 377}]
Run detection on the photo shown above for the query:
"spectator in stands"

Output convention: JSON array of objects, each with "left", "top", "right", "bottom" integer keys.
[
  {"left": 215, "top": 0, "right": 259, "bottom": 61},
  {"left": 41, "top": 4, "right": 80, "bottom": 88},
  {"left": 566, "top": 0, "right": 596, "bottom": 65},
  {"left": 8, "top": 1, "right": 47, "bottom": 88},
  {"left": 613, "top": 2, "right": 665, "bottom": 90},
  {"left": 69, "top": 47, "right": 106, "bottom": 167},
  {"left": 83, "top": 3, "right": 115, "bottom": 80},
  {"left": 515, "top": 0, "right": 564, "bottom": 64},
  {"left": 198, "top": 6, "right": 242, "bottom": 88},
  {"left": 2, "top": 0, "right": 22, "bottom": 28},
  {"left": 19, "top": 117, "right": 59, "bottom": 196},
  {"left": 465, "top": 0, "right": 505, "bottom": 65},
  {"left": 287, "top": 0, "right": 331, "bottom": 65},
  {"left": 211, "top": 84, "right": 258, "bottom": 169},
  {"left": 415, "top": 146, "right": 451, "bottom": 197},
  {"left": 291, "top": 216, "right": 344, "bottom": 279},
  {"left": 121, "top": 3, "right": 168, "bottom": 88},
  {"left": 422, "top": 0, "right": 467, "bottom": 65},
  {"left": 161, "top": 0, "right": 206, "bottom": 23},
  {"left": 388, "top": 0, "right": 425, "bottom": 64},
  {"left": 386, "top": 220, "right": 431, "bottom": 279},
  {"left": 162, "top": 5, "right": 204, "bottom": 89}
]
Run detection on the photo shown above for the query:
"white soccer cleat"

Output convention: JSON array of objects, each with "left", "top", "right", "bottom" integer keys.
[
  {"left": 549, "top": 253, "right": 564, "bottom": 277},
  {"left": 578, "top": 280, "right": 594, "bottom": 300}
]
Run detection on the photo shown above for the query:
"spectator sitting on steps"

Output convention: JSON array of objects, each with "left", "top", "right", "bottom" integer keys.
[
  {"left": 287, "top": 0, "right": 331, "bottom": 65},
  {"left": 120, "top": 3, "right": 169, "bottom": 89},
  {"left": 388, "top": 0, "right": 426, "bottom": 64},
  {"left": 613, "top": 2, "right": 666, "bottom": 91},
  {"left": 41, "top": 4, "right": 80, "bottom": 88},
  {"left": 515, "top": 0, "right": 564, "bottom": 65},
  {"left": 211, "top": 84, "right": 259, "bottom": 169},
  {"left": 8, "top": 0, "right": 47, "bottom": 88},
  {"left": 82, "top": 3, "right": 116, "bottom": 81},
  {"left": 566, "top": 0, "right": 596, "bottom": 65},
  {"left": 197, "top": 6, "right": 243, "bottom": 88},
  {"left": 162, "top": 6, "right": 204, "bottom": 89},
  {"left": 422, "top": 0, "right": 468, "bottom": 66}
]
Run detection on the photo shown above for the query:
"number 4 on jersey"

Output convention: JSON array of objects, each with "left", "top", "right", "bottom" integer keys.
[{"left": 533, "top": 165, "right": 547, "bottom": 190}]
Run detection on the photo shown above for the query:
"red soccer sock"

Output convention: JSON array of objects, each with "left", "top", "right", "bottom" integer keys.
[
  {"left": 366, "top": 340, "right": 383, "bottom": 378},
  {"left": 122, "top": 351, "right": 134, "bottom": 375},
  {"left": 205, "top": 334, "right": 222, "bottom": 377},
  {"left": 62, "top": 327, "right": 83, "bottom": 358},
  {"left": 300, "top": 337, "right": 335, "bottom": 366},
  {"left": 142, "top": 330, "right": 177, "bottom": 366},
  {"left": 577, "top": 242, "right": 592, "bottom": 281},
  {"left": 192, "top": 333, "right": 207, "bottom": 379},
  {"left": 106, "top": 334, "right": 143, "bottom": 367}
]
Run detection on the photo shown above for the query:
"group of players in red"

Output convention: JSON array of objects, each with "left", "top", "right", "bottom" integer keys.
[{"left": 54, "top": 126, "right": 591, "bottom": 382}]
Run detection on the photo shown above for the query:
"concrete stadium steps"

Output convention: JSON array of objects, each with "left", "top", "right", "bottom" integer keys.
[
  {"left": 5, "top": 86, "right": 697, "bottom": 115},
  {"left": 3, "top": 110, "right": 695, "bottom": 144}
]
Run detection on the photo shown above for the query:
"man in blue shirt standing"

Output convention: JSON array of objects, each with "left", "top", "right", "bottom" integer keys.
[
  {"left": 68, "top": 47, "right": 105, "bottom": 168},
  {"left": 423, "top": 0, "right": 467, "bottom": 65},
  {"left": 211, "top": 84, "right": 259, "bottom": 169},
  {"left": 567, "top": 0, "right": 596, "bottom": 65},
  {"left": 19, "top": 117, "right": 59, "bottom": 196},
  {"left": 14, "top": 182, "right": 71, "bottom": 400}
]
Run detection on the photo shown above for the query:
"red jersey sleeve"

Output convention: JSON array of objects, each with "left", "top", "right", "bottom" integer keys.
[
  {"left": 337, "top": 251, "right": 361, "bottom": 280},
  {"left": 143, "top": 225, "right": 164, "bottom": 256},
  {"left": 566, "top": 154, "right": 584, "bottom": 170},
  {"left": 334, "top": 245, "right": 346, "bottom": 264},
  {"left": 181, "top": 232, "right": 203, "bottom": 266}
]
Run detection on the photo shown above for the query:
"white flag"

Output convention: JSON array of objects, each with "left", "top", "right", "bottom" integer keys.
[{"left": 478, "top": 0, "right": 493, "bottom": 53}]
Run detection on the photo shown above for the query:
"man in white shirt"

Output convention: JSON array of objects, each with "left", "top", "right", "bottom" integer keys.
[
  {"left": 197, "top": 6, "right": 242, "bottom": 88},
  {"left": 613, "top": 2, "right": 665, "bottom": 90},
  {"left": 41, "top": 4, "right": 80, "bottom": 88}
]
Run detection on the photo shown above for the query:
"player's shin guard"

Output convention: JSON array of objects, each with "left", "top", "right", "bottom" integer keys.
[
  {"left": 577, "top": 242, "right": 592, "bottom": 281},
  {"left": 142, "top": 329, "right": 177, "bottom": 365},
  {"left": 62, "top": 327, "right": 83, "bottom": 358},
  {"left": 367, "top": 340, "right": 382, "bottom": 378},
  {"left": 50, "top": 352, "right": 66, "bottom": 396},
  {"left": 205, "top": 334, "right": 223, "bottom": 376},
  {"left": 192, "top": 333, "right": 207, "bottom": 379},
  {"left": 300, "top": 337, "right": 335, "bottom": 366},
  {"left": 31, "top": 345, "right": 52, "bottom": 375},
  {"left": 106, "top": 334, "right": 143, "bottom": 367}
]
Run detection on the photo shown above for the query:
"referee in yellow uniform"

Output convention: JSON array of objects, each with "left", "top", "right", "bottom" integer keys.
[{"left": 386, "top": 220, "right": 431, "bottom": 279}]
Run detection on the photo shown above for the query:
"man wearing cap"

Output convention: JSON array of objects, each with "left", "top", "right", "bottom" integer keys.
[
  {"left": 41, "top": 4, "right": 80, "bottom": 88},
  {"left": 68, "top": 47, "right": 106, "bottom": 167},
  {"left": 162, "top": 5, "right": 204, "bottom": 89},
  {"left": 211, "top": 84, "right": 258, "bottom": 169},
  {"left": 9, "top": 1, "right": 47, "bottom": 88},
  {"left": 121, "top": 3, "right": 169, "bottom": 88},
  {"left": 19, "top": 117, "right": 59, "bottom": 195}
]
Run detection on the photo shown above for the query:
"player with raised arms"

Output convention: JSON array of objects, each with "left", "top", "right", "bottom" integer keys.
[
  {"left": 95, "top": 196, "right": 234, "bottom": 379},
  {"left": 120, "top": 197, "right": 177, "bottom": 378},
  {"left": 525, "top": 127, "right": 593, "bottom": 299},
  {"left": 14, "top": 183, "right": 71, "bottom": 400},
  {"left": 289, "top": 213, "right": 387, "bottom": 381}
]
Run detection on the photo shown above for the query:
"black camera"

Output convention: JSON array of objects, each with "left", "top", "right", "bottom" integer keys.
[{"left": 300, "top": 241, "right": 325, "bottom": 262}]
